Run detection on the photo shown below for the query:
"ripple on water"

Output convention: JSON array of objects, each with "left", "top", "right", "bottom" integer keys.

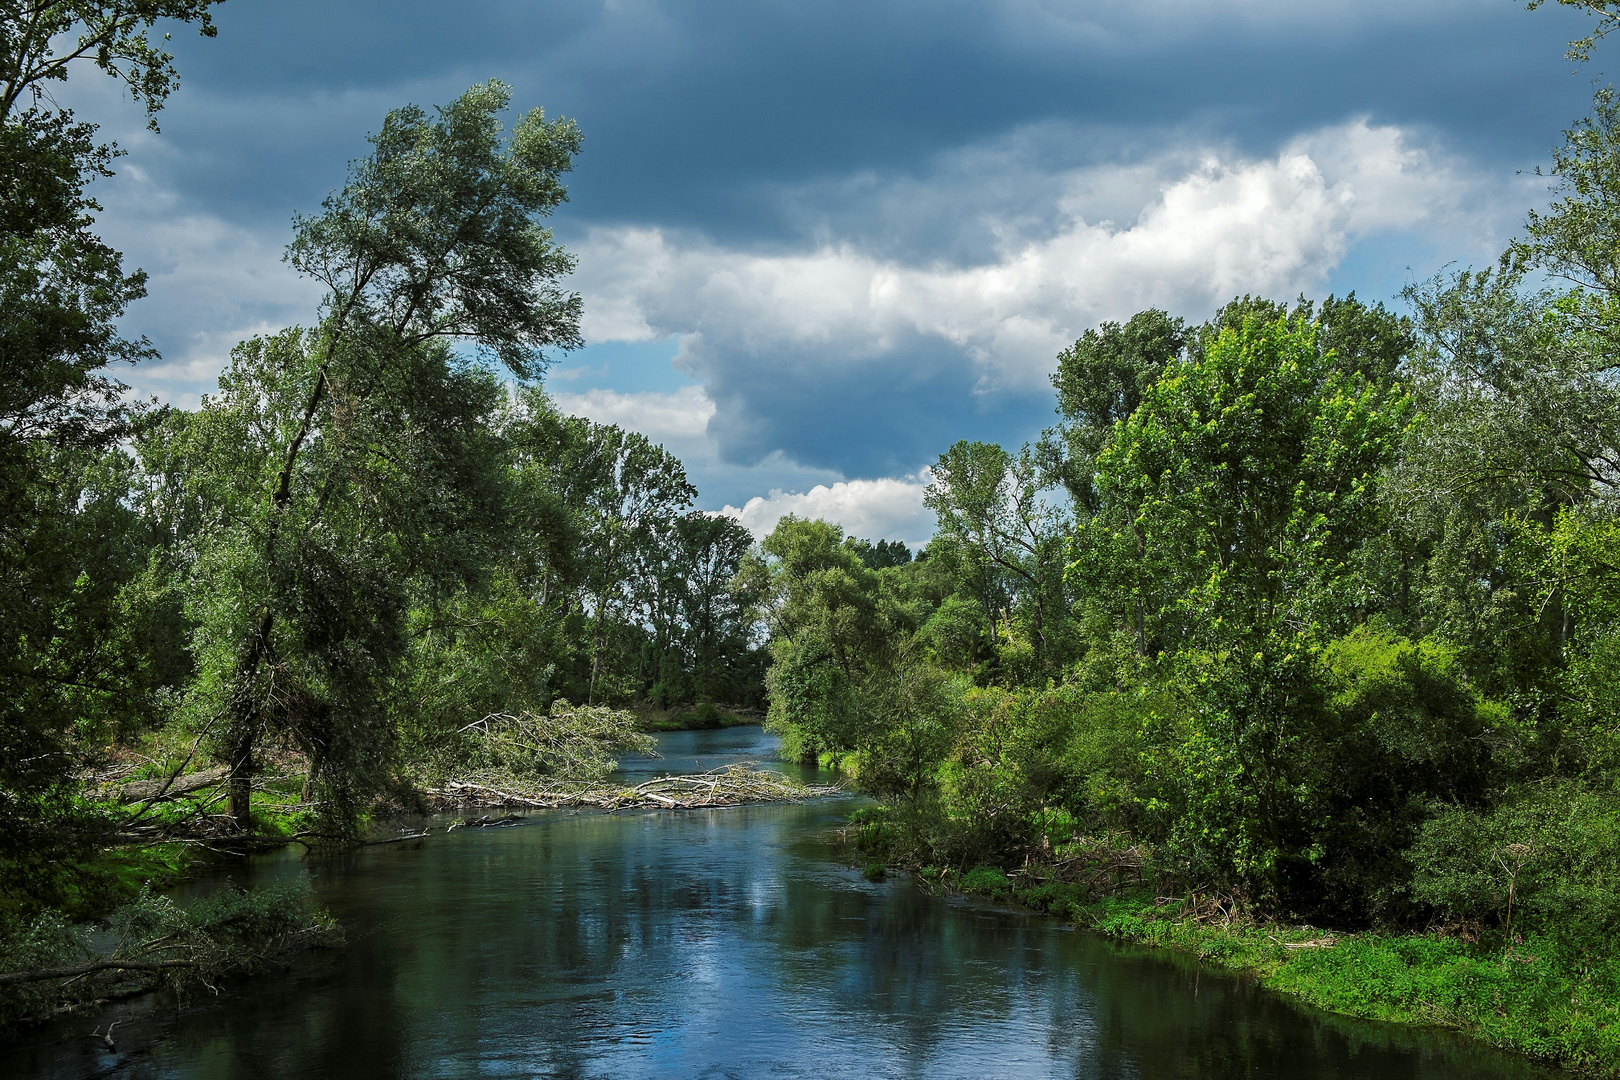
[{"left": 0, "top": 729, "right": 1574, "bottom": 1080}]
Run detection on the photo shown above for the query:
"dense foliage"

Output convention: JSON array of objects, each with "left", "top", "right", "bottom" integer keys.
[{"left": 758, "top": 108, "right": 1620, "bottom": 1019}]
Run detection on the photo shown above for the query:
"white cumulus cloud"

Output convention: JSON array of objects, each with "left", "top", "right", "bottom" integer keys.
[
  {"left": 574, "top": 119, "right": 1524, "bottom": 409},
  {"left": 549, "top": 383, "right": 719, "bottom": 464},
  {"left": 722, "top": 475, "right": 933, "bottom": 547},
  {"left": 550, "top": 384, "right": 716, "bottom": 440}
]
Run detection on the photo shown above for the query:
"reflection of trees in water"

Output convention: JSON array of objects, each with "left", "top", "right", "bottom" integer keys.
[{"left": 49, "top": 804, "right": 1560, "bottom": 1079}]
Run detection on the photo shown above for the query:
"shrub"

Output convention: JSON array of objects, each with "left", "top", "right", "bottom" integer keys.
[
  {"left": 0, "top": 880, "right": 340, "bottom": 1030},
  {"left": 960, "top": 865, "right": 1012, "bottom": 899},
  {"left": 1410, "top": 779, "right": 1620, "bottom": 948}
]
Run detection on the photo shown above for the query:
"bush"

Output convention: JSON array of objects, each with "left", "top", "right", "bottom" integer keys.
[
  {"left": 960, "top": 865, "right": 1012, "bottom": 899},
  {"left": 1308, "top": 626, "right": 1510, "bottom": 922},
  {"left": 1410, "top": 779, "right": 1620, "bottom": 948},
  {"left": 690, "top": 702, "right": 725, "bottom": 729}
]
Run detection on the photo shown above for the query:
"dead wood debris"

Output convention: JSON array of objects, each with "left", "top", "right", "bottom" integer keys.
[
  {"left": 426, "top": 763, "right": 841, "bottom": 812},
  {"left": 115, "top": 767, "right": 229, "bottom": 804},
  {"left": 1008, "top": 837, "right": 1149, "bottom": 898},
  {"left": 1155, "top": 890, "right": 1248, "bottom": 927}
]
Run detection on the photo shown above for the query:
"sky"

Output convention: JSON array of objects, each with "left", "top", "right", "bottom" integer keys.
[{"left": 62, "top": 0, "right": 1602, "bottom": 545}]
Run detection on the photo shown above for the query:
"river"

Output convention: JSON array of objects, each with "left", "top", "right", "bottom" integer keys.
[{"left": 2, "top": 727, "right": 1567, "bottom": 1079}]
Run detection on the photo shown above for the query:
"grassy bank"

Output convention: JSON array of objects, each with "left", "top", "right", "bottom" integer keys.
[
  {"left": 635, "top": 703, "right": 761, "bottom": 732},
  {"left": 928, "top": 866, "right": 1620, "bottom": 1075}
]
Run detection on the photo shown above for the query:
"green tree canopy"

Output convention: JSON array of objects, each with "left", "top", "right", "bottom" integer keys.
[{"left": 178, "top": 82, "right": 585, "bottom": 830}]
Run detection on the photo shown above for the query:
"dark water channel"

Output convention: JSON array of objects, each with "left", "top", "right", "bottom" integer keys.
[{"left": 4, "top": 727, "right": 1566, "bottom": 1079}]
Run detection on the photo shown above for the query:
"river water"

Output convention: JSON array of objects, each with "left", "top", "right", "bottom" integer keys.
[{"left": 3, "top": 727, "right": 1566, "bottom": 1079}]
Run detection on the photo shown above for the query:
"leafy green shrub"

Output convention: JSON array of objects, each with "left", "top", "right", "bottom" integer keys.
[
  {"left": 960, "top": 865, "right": 1012, "bottom": 899},
  {"left": 690, "top": 702, "right": 725, "bottom": 729},
  {"left": 0, "top": 909, "right": 88, "bottom": 1029},
  {"left": 1057, "top": 688, "right": 1177, "bottom": 831},
  {"left": 854, "top": 664, "right": 964, "bottom": 802},
  {"left": 1410, "top": 779, "right": 1620, "bottom": 949},
  {"left": 1309, "top": 626, "right": 1511, "bottom": 922}
]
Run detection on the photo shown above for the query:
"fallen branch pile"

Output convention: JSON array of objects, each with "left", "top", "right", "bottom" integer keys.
[
  {"left": 1155, "top": 889, "right": 1249, "bottom": 927},
  {"left": 1046, "top": 838, "right": 1148, "bottom": 895},
  {"left": 427, "top": 763, "right": 841, "bottom": 811},
  {"left": 0, "top": 882, "right": 340, "bottom": 1027}
]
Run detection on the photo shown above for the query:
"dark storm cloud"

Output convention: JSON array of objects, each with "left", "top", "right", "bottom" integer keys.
[
  {"left": 147, "top": 0, "right": 1591, "bottom": 243},
  {"left": 697, "top": 333, "right": 1045, "bottom": 476},
  {"left": 72, "top": 0, "right": 1606, "bottom": 489}
]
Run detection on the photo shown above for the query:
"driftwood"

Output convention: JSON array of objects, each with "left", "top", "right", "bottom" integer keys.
[
  {"left": 0, "top": 959, "right": 198, "bottom": 986},
  {"left": 1009, "top": 836, "right": 1148, "bottom": 898},
  {"left": 446, "top": 815, "right": 524, "bottom": 830},
  {"left": 427, "top": 764, "right": 841, "bottom": 812},
  {"left": 1280, "top": 937, "right": 1338, "bottom": 950},
  {"left": 117, "top": 767, "right": 228, "bottom": 804}
]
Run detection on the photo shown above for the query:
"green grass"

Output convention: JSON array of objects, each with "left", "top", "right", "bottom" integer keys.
[{"left": 938, "top": 868, "right": 1620, "bottom": 1075}]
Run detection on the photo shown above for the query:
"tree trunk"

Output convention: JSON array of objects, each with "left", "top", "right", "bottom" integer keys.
[
  {"left": 225, "top": 613, "right": 272, "bottom": 832},
  {"left": 227, "top": 730, "right": 254, "bottom": 831},
  {"left": 1132, "top": 516, "right": 1147, "bottom": 656},
  {"left": 588, "top": 612, "right": 606, "bottom": 705},
  {"left": 302, "top": 748, "right": 322, "bottom": 804}
]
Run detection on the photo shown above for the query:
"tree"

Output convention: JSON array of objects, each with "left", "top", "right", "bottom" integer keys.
[
  {"left": 753, "top": 517, "right": 919, "bottom": 761},
  {"left": 179, "top": 82, "right": 584, "bottom": 830},
  {"left": 927, "top": 440, "right": 1072, "bottom": 679},
  {"left": 561, "top": 423, "right": 694, "bottom": 704},
  {"left": 0, "top": 0, "right": 220, "bottom": 890},
  {"left": 1080, "top": 312, "right": 1410, "bottom": 900},
  {"left": 0, "top": 0, "right": 226, "bottom": 446},
  {"left": 842, "top": 536, "right": 913, "bottom": 570},
  {"left": 668, "top": 512, "right": 759, "bottom": 705},
  {"left": 1526, "top": 0, "right": 1620, "bottom": 63},
  {"left": 1, "top": 1, "right": 223, "bottom": 124},
  {"left": 1050, "top": 309, "right": 1185, "bottom": 515},
  {"left": 1526, "top": 88, "right": 1620, "bottom": 299}
]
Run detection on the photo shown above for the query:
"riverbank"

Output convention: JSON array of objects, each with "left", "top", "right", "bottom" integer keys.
[
  {"left": 634, "top": 704, "right": 761, "bottom": 732},
  {"left": 1, "top": 760, "right": 839, "bottom": 1037},
  {"left": 6, "top": 794, "right": 1545, "bottom": 1080},
  {"left": 905, "top": 859, "right": 1620, "bottom": 1076}
]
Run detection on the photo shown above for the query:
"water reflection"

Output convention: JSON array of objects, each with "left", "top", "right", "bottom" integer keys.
[
  {"left": 1, "top": 730, "right": 1566, "bottom": 1079},
  {"left": 607, "top": 724, "right": 814, "bottom": 781}
]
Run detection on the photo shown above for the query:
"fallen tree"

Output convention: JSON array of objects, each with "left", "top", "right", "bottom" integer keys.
[
  {"left": 0, "top": 881, "right": 341, "bottom": 1030},
  {"left": 427, "top": 763, "right": 841, "bottom": 811}
]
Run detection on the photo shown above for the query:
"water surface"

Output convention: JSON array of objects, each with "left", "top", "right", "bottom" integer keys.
[{"left": 2, "top": 727, "right": 1565, "bottom": 1079}]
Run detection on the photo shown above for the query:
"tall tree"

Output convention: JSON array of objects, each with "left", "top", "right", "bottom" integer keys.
[
  {"left": 1080, "top": 312, "right": 1409, "bottom": 898},
  {"left": 1050, "top": 309, "right": 1185, "bottom": 515},
  {"left": 178, "top": 82, "right": 584, "bottom": 829},
  {"left": 751, "top": 516, "right": 923, "bottom": 760},
  {"left": 670, "top": 512, "right": 758, "bottom": 705},
  {"left": 568, "top": 425, "right": 694, "bottom": 704}
]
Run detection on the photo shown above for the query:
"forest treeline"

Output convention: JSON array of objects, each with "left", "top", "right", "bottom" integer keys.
[
  {"left": 0, "top": 4, "right": 766, "bottom": 917},
  {"left": 763, "top": 273, "right": 1620, "bottom": 929}
]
